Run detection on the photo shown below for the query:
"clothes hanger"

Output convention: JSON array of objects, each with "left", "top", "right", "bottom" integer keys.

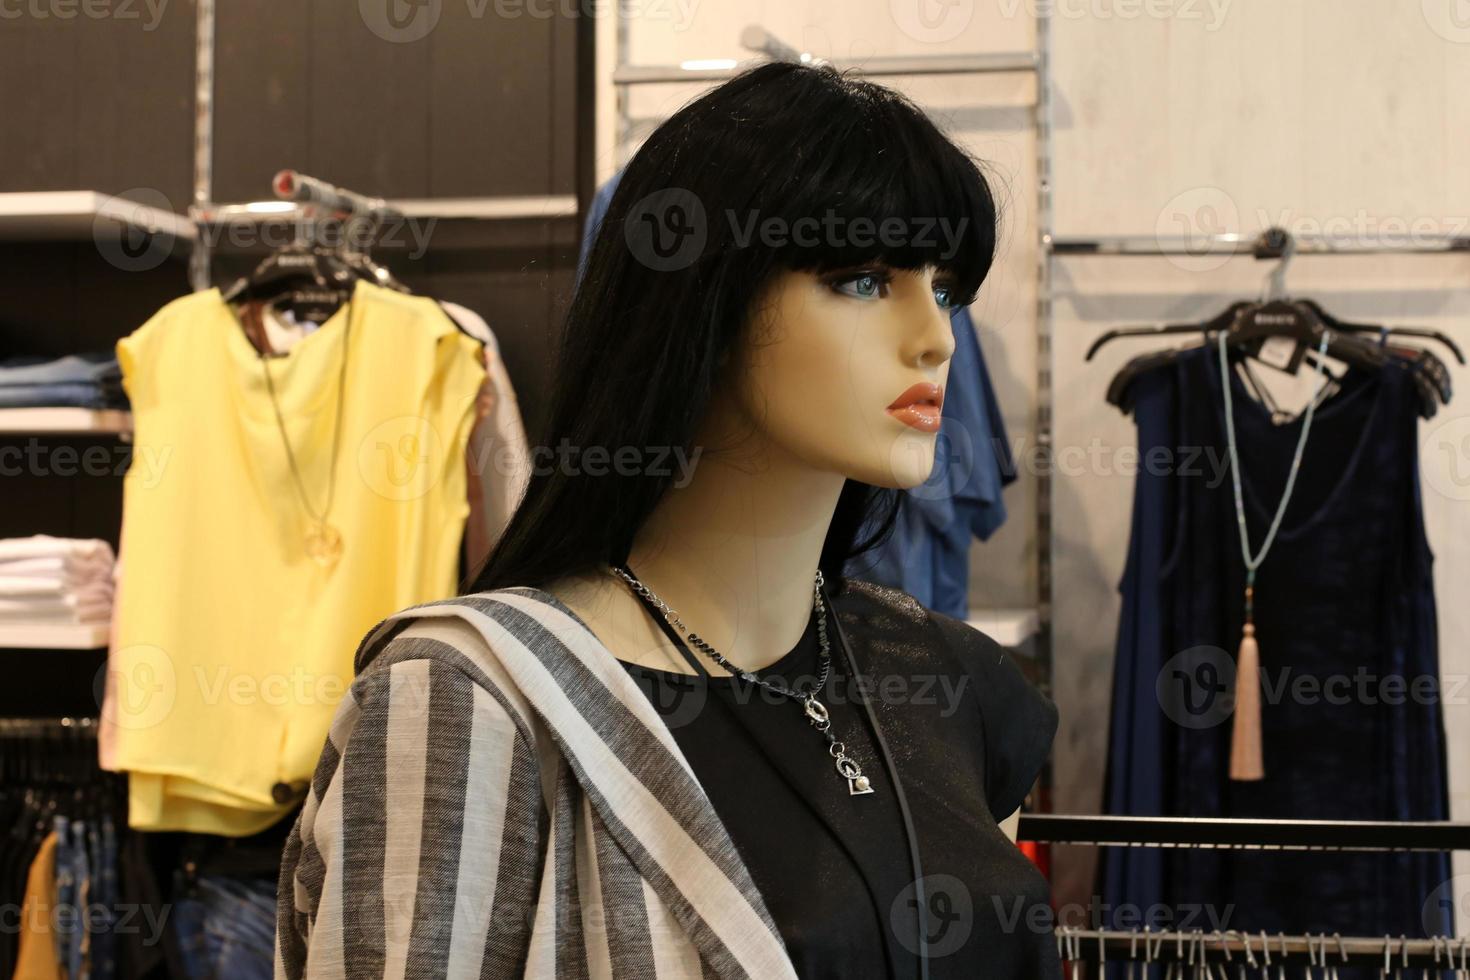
[{"left": 1102, "top": 231, "right": 1444, "bottom": 418}]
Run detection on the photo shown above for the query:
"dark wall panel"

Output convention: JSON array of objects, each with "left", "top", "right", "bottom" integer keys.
[{"left": 0, "top": 0, "right": 194, "bottom": 202}]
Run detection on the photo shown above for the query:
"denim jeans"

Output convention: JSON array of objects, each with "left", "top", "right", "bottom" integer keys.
[
  {"left": 52, "top": 816, "right": 75, "bottom": 972},
  {"left": 51, "top": 816, "right": 93, "bottom": 979},
  {"left": 92, "top": 814, "right": 118, "bottom": 980},
  {"left": 171, "top": 873, "right": 278, "bottom": 980}
]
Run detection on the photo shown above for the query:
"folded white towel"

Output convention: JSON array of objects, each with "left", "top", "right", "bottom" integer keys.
[
  {"left": 0, "top": 535, "right": 116, "bottom": 564},
  {"left": 0, "top": 578, "right": 114, "bottom": 601},
  {"left": 0, "top": 592, "right": 112, "bottom": 615},
  {"left": 0, "top": 602, "right": 111, "bottom": 625},
  {"left": 0, "top": 554, "right": 114, "bottom": 585}
]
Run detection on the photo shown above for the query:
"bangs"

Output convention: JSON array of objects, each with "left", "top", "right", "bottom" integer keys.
[{"left": 713, "top": 73, "right": 998, "bottom": 307}]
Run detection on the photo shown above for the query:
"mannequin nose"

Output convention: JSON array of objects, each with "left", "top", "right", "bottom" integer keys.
[{"left": 910, "top": 303, "right": 956, "bottom": 370}]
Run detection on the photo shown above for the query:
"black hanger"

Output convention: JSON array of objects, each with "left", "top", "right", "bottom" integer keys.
[{"left": 1296, "top": 298, "right": 1464, "bottom": 365}]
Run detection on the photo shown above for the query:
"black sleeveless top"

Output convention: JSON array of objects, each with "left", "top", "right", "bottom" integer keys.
[{"left": 617, "top": 575, "right": 1061, "bottom": 980}]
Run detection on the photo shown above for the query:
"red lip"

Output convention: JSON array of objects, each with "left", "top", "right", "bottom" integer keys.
[{"left": 886, "top": 382, "right": 943, "bottom": 433}]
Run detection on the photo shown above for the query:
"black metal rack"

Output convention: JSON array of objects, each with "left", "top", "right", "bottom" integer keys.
[
  {"left": 1055, "top": 928, "right": 1468, "bottom": 971},
  {"left": 1017, "top": 814, "right": 1470, "bottom": 853}
]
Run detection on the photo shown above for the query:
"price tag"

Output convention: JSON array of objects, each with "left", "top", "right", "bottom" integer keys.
[{"left": 1255, "top": 335, "right": 1303, "bottom": 373}]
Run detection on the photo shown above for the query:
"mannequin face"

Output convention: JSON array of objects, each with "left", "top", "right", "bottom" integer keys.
[{"left": 713, "top": 264, "right": 959, "bottom": 489}]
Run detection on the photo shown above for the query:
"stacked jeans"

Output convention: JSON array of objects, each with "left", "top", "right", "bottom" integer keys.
[{"left": 0, "top": 352, "right": 127, "bottom": 409}]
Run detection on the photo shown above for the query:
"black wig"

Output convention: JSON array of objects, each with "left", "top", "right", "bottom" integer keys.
[{"left": 467, "top": 61, "right": 999, "bottom": 595}]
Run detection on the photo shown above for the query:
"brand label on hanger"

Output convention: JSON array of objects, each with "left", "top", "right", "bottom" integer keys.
[{"left": 1255, "top": 335, "right": 1305, "bottom": 373}]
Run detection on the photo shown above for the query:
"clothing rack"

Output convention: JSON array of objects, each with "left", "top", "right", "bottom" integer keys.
[
  {"left": 1017, "top": 814, "right": 1470, "bottom": 853},
  {"left": 1054, "top": 927, "right": 1468, "bottom": 971},
  {"left": 1048, "top": 231, "right": 1470, "bottom": 256}
]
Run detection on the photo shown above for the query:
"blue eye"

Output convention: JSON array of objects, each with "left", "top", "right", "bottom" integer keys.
[
  {"left": 934, "top": 285, "right": 955, "bottom": 309},
  {"left": 833, "top": 273, "right": 887, "bottom": 300}
]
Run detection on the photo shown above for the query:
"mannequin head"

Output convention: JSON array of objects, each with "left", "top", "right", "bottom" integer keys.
[{"left": 472, "top": 61, "right": 998, "bottom": 593}]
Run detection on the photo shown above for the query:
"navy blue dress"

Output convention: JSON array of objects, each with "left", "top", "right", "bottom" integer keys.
[{"left": 1102, "top": 344, "right": 1451, "bottom": 955}]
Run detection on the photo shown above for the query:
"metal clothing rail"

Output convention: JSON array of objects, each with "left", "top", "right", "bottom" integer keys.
[
  {"left": 1017, "top": 814, "right": 1470, "bottom": 853},
  {"left": 1047, "top": 230, "right": 1470, "bottom": 256},
  {"left": 0, "top": 715, "right": 97, "bottom": 738},
  {"left": 1055, "top": 928, "right": 1469, "bottom": 971}
]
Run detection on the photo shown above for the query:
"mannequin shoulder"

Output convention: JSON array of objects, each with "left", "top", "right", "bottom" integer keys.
[{"left": 833, "top": 577, "right": 1049, "bottom": 695}]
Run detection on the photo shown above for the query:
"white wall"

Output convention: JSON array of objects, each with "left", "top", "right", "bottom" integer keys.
[{"left": 595, "top": 0, "right": 1470, "bottom": 924}]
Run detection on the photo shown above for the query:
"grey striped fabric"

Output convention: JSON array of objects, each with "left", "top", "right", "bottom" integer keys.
[{"left": 275, "top": 588, "right": 797, "bottom": 980}]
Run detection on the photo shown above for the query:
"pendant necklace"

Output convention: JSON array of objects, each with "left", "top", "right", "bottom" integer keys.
[
  {"left": 260, "top": 298, "right": 353, "bottom": 568},
  {"left": 1216, "top": 326, "right": 1331, "bottom": 780},
  {"left": 612, "top": 565, "right": 875, "bottom": 796}
]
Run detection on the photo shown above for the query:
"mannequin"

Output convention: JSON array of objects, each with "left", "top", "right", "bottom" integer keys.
[
  {"left": 276, "top": 61, "right": 1059, "bottom": 980},
  {"left": 543, "top": 261, "right": 956, "bottom": 681}
]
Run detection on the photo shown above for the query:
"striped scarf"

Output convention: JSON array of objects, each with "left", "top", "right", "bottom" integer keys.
[{"left": 275, "top": 587, "right": 798, "bottom": 979}]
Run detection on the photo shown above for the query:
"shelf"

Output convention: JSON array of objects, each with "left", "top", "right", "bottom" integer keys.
[
  {"left": 0, "top": 408, "right": 131, "bottom": 435},
  {"left": 0, "top": 623, "right": 109, "bottom": 650},
  {"left": 196, "top": 195, "right": 578, "bottom": 224},
  {"left": 965, "top": 608, "right": 1040, "bottom": 648},
  {"left": 0, "top": 191, "right": 195, "bottom": 243}
]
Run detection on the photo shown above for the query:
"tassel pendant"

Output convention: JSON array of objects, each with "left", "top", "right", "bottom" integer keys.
[{"left": 1229, "top": 580, "right": 1265, "bottom": 781}]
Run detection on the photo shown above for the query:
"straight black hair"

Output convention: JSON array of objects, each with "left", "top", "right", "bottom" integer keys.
[{"left": 467, "top": 61, "right": 999, "bottom": 596}]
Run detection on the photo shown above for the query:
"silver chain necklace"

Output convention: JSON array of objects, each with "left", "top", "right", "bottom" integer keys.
[{"left": 611, "top": 565, "right": 875, "bottom": 796}]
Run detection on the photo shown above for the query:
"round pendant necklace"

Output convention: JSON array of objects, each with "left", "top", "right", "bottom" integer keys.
[
  {"left": 611, "top": 564, "right": 875, "bottom": 797},
  {"left": 260, "top": 298, "right": 353, "bottom": 568}
]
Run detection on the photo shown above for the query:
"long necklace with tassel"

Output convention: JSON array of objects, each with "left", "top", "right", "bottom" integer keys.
[{"left": 1216, "top": 326, "right": 1332, "bottom": 781}]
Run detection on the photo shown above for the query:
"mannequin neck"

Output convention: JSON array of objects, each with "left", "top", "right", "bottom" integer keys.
[{"left": 626, "top": 438, "right": 845, "bottom": 676}]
